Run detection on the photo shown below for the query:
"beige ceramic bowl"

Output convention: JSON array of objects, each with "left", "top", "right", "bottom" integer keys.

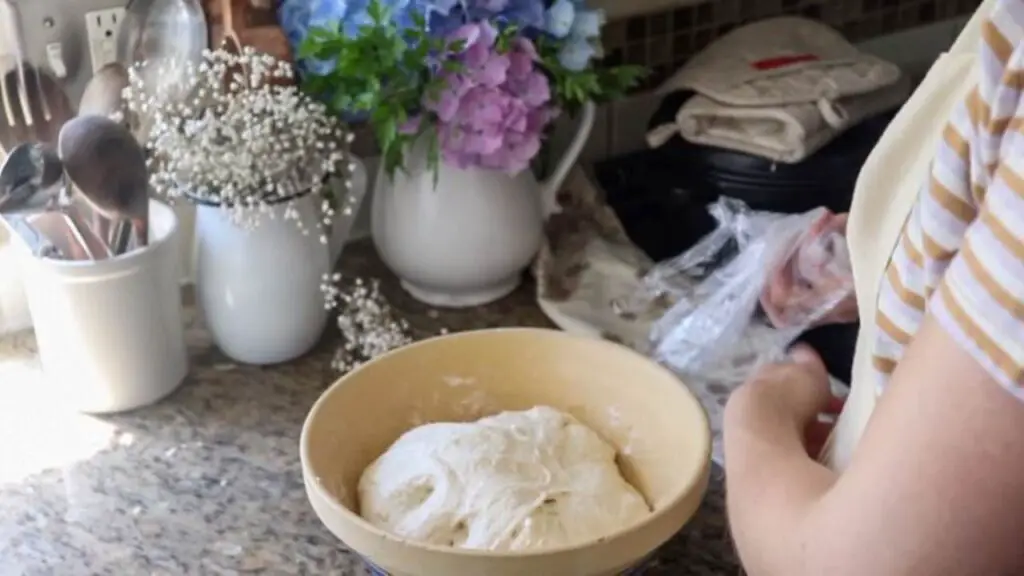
[{"left": 301, "top": 328, "right": 712, "bottom": 576}]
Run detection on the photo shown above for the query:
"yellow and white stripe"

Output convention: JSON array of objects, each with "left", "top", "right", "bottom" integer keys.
[{"left": 872, "top": 0, "right": 1024, "bottom": 398}]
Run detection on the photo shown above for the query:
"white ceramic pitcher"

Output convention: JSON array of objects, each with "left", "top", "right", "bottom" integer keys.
[
  {"left": 195, "top": 159, "right": 368, "bottom": 365},
  {"left": 372, "top": 103, "right": 596, "bottom": 308}
]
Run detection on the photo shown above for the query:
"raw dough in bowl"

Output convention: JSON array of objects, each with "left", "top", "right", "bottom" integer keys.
[{"left": 358, "top": 406, "right": 652, "bottom": 551}]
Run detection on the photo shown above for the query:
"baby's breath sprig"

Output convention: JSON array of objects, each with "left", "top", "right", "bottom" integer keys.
[
  {"left": 323, "top": 277, "right": 415, "bottom": 372},
  {"left": 123, "top": 46, "right": 357, "bottom": 234}
]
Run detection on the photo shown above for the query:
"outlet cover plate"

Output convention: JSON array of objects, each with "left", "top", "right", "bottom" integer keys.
[{"left": 84, "top": 7, "right": 126, "bottom": 73}]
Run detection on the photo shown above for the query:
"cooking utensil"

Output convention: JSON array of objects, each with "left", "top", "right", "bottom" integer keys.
[
  {"left": 0, "top": 215, "right": 61, "bottom": 258},
  {"left": 57, "top": 115, "right": 150, "bottom": 251},
  {"left": 0, "top": 65, "right": 29, "bottom": 152},
  {"left": 3, "top": 0, "right": 49, "bottom": 126},
  {"left": 24, "top": 65, "right": 72, "bottom": 145},
  {"left": 0, "top": 63, "right": 69, "bottom": 154},
  {"left": 0, "top": 0, "right": 33, "bottom": 128},
  {"left": 79, "top": 63, "right": 130, "bottom": 120},
  {"left": 0, "top": 142, "right": 62, "bottom": 213},
  {"left": 28, "top": 210, "right": 109, "bottom": 260},
  {"left": 0, "top": 144, "right": 44, "bottom": 202},
  {"left": 107, "top": 220, "right": 131, "bottom": 254},
  {"left": 118, "top": 0, "right": 208, "bottom": 95},
  {"left": 0, "top": 143, "right": 100, "bottom": 260},
  {"left": 63, "top": 193, "right": 119, "bottom": 259},
  {"left": 215, "top": 0, "right": 292, "bottom": 64},
  {"left": 66, "top": 182, "right": 115, "bottom": 255},
  {"left": 0, "top": 60, "right": 14, "bottom": 130},
  {"left": 118, "top": 0, "right": 208, "bottom": 142},
  {"left": 30, "top": 65, "right": 50, "bottom": 123}
]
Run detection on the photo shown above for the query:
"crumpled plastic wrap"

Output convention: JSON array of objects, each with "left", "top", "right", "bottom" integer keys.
[{"left": 617, "top": 197, "right": 856, "bottom": 386}]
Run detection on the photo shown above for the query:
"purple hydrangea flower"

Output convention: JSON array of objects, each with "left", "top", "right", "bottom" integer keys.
[{"left": 419, "top": 21, "right": 557, "bottom": 174}]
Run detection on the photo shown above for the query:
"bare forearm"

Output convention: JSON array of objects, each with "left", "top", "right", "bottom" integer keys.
[{"left": 724, "top": 398, "right": 838, "bottom": 575}]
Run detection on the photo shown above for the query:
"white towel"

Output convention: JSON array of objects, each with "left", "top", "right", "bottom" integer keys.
[{"left": 647, "top": 17, "right": 911, "bottom": 163}]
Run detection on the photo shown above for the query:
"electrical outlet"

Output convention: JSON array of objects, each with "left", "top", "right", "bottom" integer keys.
[{"left": 84, "top": 8, "right": 126, "bottom": 73}]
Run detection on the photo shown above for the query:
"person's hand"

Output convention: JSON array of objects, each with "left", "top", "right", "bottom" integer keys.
[
  {"left": 760, "top": 211, "right": 858, "bottom": 329},
  {"left": 805, "top": 396, "right": 845, "bottom": 458},
  {"left": 726, "top": 345, "right": 845, "bottom": 456}
]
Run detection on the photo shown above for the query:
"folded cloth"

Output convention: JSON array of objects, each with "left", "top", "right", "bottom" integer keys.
[{"left": 647, "top": 17, "right": 911, "bottom": 163}]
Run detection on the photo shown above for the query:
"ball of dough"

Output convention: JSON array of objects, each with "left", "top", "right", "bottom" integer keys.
[{"left": 358, "top": 406, "right": 651, "bottom": 551}]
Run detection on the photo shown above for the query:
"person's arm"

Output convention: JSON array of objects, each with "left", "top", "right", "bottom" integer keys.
[
  {"left": 725, "top": 2, "right": 1024, "bottom": 572},
  {"left": 725, "top": 316, "right": 1024, "bottom": 576}
]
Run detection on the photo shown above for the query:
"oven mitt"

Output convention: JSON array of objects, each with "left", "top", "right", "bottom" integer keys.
[{"left": 647, "top": 17, "right": 911, "bottom": 163}]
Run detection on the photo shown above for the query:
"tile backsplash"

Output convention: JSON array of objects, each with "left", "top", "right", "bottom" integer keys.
[{"left": 604, "top": 0, "right": 982, "bottom": 92}]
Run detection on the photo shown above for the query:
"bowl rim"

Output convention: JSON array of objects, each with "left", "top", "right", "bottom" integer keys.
[{"left": 300, "top": 326, "right": 713, "bottom": 559}]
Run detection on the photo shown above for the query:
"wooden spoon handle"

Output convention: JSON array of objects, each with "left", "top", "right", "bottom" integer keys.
[
  {"left": 208, "top": 0, "right": 293, "bottom": 85},
  {"left": 217, "top": 0, "right": 251, "bottom": 91},
  {"left": 0, "top": 57, "right": 16, "bottom": 130},
  {"left": 221, "top": 28, "right": 243, "bottom": 53}
]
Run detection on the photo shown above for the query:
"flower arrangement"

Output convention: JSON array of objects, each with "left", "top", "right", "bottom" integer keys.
[
  {"left": 122, "top": 44, "right": 358, "bottom": 234},
  {"left": 279, "top": 0, "right": 643, "bottom": 177}
]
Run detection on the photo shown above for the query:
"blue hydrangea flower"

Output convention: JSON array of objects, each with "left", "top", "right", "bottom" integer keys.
[
  {"left": 570, "top": 8, "right": 602, "bottom": 38},
  {"left": 542, "top": 0, "right": 604, "bottom": 71},
  {"left": 306, "top": 0, "right": 422, "bottom": 37},
  {"left": 557, "top": 37, "right": 597, "bottom": 71},
  {"left": 543, "top": 0, "right": 574, "bottom": 38},
  {"left": 428, "top": 0, "right": 461, "bottom": 12},
  {"left": 279, "top": 0, "right": 428, "bottom": 62},
  {"left": 279, "top": 0, "right": 312, "bottom": 47},
  {"left": 430, "top": 0, "right": 546, "bottom": 37},
  {"left": 487, "top": 0, "right": 546, "bottom": 30}
]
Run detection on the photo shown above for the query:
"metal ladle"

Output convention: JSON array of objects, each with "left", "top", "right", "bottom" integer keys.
[
  {"left": 57, "top": 115, "right": 150, "bottom": 255},
  {"left": 0, "top": 142, "right": 62, "bottom": 212}
]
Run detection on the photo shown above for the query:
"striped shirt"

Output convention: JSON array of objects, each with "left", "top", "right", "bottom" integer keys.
[{"left": 872, "top": 0, "right": 1024, "bottom": 399}]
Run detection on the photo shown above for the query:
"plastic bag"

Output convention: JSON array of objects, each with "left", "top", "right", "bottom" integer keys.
[{"left": 616, "top": 197, "right": 855, "bottom": 385}]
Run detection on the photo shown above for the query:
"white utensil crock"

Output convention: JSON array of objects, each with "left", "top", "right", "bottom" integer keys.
[
  {"left": 19, "top": 199, "right": 189, "bottom": 414},
  {"left": 194, "top": 160, "right": 368, "bottom": 365},
  {"left": 372, "top": 103, "right": 596, "bottom": 308}
]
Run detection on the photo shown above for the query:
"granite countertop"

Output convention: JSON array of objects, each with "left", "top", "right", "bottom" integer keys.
[{"left": 0, "top": 240, "right": 739, "bottom": 576}]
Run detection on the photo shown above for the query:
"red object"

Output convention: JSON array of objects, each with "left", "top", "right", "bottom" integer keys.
[{"left": 752, "top": 54, "right": 820, "bottom": 70}]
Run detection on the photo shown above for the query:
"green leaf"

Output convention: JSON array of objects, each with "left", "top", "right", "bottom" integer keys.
[
  {"left": 367, "top": 0, "right": 386, "bottom": 23},
  {"left": 447, "top": 38, "right": 467, "bottom": 53},
  {"left": 441, "top": 60, "right": 463, "bottom": 73},
  {"left": 379, "top": 114, "right": 397, "bottom": 150},
  {"left": 330, "top": 91, "right": 351, "bottom": 112}
]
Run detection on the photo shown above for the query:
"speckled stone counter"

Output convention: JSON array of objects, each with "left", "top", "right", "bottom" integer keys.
[{"left": 0, "top": 240, "right": 739, "bottom": 576}]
